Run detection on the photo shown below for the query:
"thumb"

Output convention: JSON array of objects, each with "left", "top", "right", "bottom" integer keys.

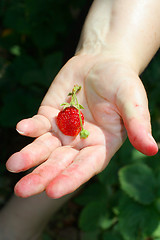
[{"left": 117, "top": 76, "right": 158, "bottom": 156}]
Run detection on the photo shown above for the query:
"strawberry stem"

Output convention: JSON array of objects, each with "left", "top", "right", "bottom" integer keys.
[
  {"left": 61, "top": 85, "right": 89, "bottom": 139},
  {"left": 69, "top": 85, "right": 89, "bottom": 139}
]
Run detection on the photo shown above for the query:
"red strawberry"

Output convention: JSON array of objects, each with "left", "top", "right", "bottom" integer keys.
[
  {"left": 57, "top": 106, "right": 84, "bottom": 136},
  {"left": 56, "top": 85, "right": 89, "bottom": 139}
]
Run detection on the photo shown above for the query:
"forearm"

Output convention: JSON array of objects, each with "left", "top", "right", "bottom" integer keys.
[{"left": 77, "top": 0, "right": 160, "bottom": 73}]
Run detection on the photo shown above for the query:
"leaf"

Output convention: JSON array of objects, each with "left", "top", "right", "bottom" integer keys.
[
  {"left": 118, "top": 194, "right": 159, "bottom": 240},
  {"left": 60, "top": 103, "right": 70, "bottom": 109},
  {"left": 80, "top": 230, "right": 100, "bottom": 240},
  {"left": 10, "top": 45, "right": 21, "bottom": 56},
  {"left": 145, "top": 153, "right": 160, "bottom": 172},
  {"left": 155, "top": 196, "right": 160, "bottom": 212},
  {"left": 98, "top": 155, "right": 119, "bottom": 185},
  {"left": 79, "top": 104, "right": 84, "bottom": 109},
  {"left": 118, "top": 138, "right": 133, "bottom": 165},
  {"left": 74, "top": 182, "right": 107, "bottom": 206},
  {"left": 155, "top": 170, "right": 160, "bottom": 198},
  {"left": 119, "top": 163, "right": 156, "bottom": 204},
  {"left": 102, "top": 231, "right": 123, "bottom": 240},
  {"left": 99, "top": 216, "right": 117, "bottom": 230},
  {"left": 78, "top": 201, "right": 107, "bottom": 231},
  {"left": 152, "top": 222, "right": 160, "bottom": 238},
  {"left": 131, "top": 149, "right": 148, "bottom": 162}
]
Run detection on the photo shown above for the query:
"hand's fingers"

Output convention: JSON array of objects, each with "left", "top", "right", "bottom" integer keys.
[
  {"left": 124, "top": 118, "right": 158, "bottom": 156},
  {"left": 16, "top": 107, "right": 59, "bottom": 137},
  {"left": 14, "top": 147, "right": 79, "bottom": 197},
  {"left": 16, "top": 115, "right": 51, "bottom": 137},
  {"left": 6, "top": 132, "right": 61, "bottom": 173},
  {"left": 46, "top": 145, "right": 107, "bottom": 199},
  {"left": 117, "top": 76, "right": 158, "bottom": 156}
]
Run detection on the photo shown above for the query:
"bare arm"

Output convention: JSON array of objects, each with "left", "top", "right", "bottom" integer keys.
[{"left": 77, "top": 0, "right": 160, "bottom": 73}]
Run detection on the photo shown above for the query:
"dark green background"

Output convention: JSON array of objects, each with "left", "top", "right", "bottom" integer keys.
[{"left": 0, "top": 1, "right": 160, "bottom": 239}]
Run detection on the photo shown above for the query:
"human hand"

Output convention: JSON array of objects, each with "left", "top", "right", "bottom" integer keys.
[{"left": 6, "top": 54, "right": 158, "bottom": 198}]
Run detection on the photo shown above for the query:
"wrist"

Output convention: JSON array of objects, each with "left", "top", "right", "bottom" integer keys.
[
  {"left": 76, "top": 38, "right": 141, "bottom": 75},
  {"left": 76, "top": 0, "right": 160, "bottom": 75}
]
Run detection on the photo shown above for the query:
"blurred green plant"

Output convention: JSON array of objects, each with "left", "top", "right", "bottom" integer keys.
[{"left": 76, "top": 139, "right": 160, "bottom": 240}]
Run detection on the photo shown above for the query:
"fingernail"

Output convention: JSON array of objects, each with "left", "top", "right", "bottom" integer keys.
[
  {"left": 16, "top": 128, "right": 25, "bottom": 135},
  {"left": 6, "top": 153, "right": 26, "bottom": 173}
]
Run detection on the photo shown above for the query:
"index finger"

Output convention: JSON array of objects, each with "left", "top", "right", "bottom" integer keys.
[{"left": 16, "top": 106, "right": 59, "bottom": 138}]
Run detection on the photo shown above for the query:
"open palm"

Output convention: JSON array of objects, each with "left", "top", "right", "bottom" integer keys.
[{"left": 6, "top": 55, "right": 158, "bottom": 198}]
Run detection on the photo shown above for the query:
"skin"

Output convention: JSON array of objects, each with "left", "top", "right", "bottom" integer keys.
[{"left": 6, "top": 0, "right": 160, "bottom": 199}]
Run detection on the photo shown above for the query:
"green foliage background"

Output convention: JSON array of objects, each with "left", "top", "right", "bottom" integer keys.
[{"left": 0, "top": 1, "right": 160, "bottom": 240}]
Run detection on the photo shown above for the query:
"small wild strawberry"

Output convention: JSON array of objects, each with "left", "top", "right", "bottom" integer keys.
[
  {"left": 57, "top": 85, "right": 89, "bottom": 139},
  {"left": 57, "top": 106, "right": 84, "bottom": 136}
]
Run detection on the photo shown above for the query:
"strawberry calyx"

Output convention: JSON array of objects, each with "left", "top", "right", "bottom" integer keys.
[
  {"left": 60, "top": 85, "right": 89, "bottom": 139},
  {"left": 80, "top": 128, "right": 90, "bottom": 139}
]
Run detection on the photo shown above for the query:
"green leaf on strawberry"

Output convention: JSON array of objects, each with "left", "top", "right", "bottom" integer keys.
[{"left": 57, "top": 85, "right": 89, "bottom": 139}]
